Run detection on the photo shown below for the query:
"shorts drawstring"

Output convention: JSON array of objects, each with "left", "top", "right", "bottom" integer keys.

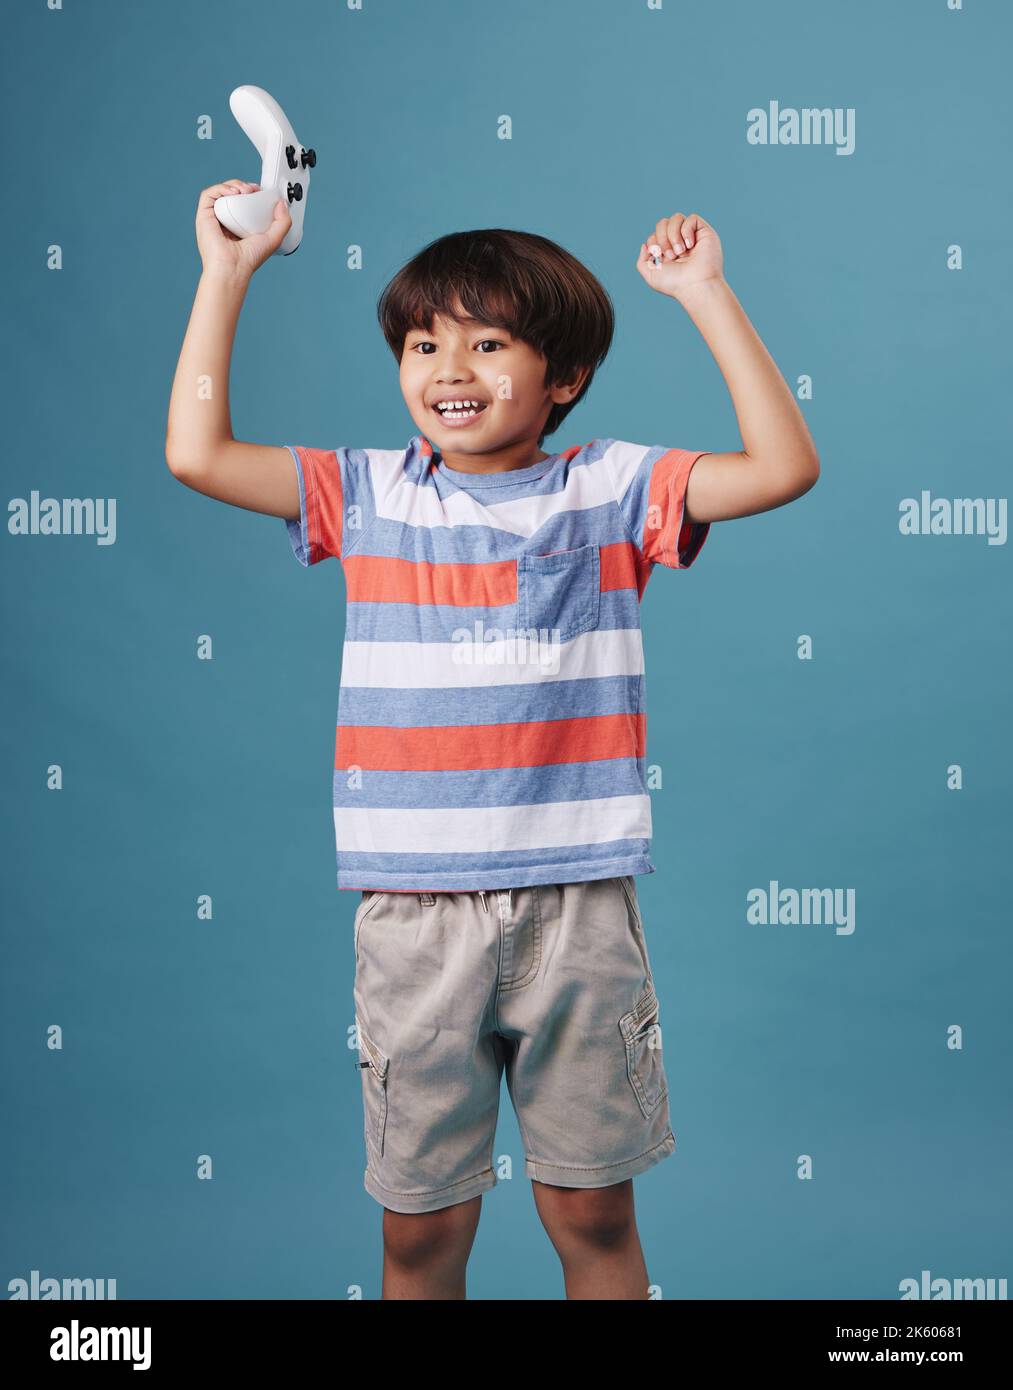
[
  {"left": 479, "top": 889, "right": 512, "bottom": 912},
  {"left": 443, "top": 890, "right": 512, "bottom": 913}
]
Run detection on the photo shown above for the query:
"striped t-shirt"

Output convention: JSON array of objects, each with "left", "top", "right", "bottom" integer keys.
[{"left": 284, "top": 433, "right": 710, "bottom": 891}]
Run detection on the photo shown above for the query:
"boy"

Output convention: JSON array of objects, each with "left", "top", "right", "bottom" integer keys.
[{"left": 166, "top": 182, "right": 819, "bottom": 1300}]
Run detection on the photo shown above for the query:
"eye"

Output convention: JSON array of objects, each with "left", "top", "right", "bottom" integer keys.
[{"left": 407, "top": 337, "right": 504, "bottom": 355}]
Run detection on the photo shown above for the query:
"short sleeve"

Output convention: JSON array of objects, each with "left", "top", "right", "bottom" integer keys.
[
  {"left": 283, "top": 445, "right": 345, "bottom": 565},
  {"left": 602, "top": 439, "right": 711, "bottom": 570}
]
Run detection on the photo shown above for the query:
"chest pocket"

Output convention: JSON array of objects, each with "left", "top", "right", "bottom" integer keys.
[{"left": 517, "top": 543, "right": 600, "bottom": 643}]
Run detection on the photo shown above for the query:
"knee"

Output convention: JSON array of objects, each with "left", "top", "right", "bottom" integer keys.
[
  {"left": 382, "top": 1198, "right": 480, "bottom": 1269},
  {"left": 536, "top": 1184, "right": 636, "bottom": 1252}
]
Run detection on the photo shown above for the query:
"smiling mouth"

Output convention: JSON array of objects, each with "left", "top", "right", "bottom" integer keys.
[{"left": 431, "top": 400, "right": 488, "bottom": 422}]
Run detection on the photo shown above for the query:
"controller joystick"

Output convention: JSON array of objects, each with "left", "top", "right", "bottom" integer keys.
[{"left": 213, "top": 85, "right": 315, "bottom": 256}]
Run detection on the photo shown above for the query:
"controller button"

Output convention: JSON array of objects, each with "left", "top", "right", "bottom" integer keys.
[
  {"left": 287, "top": 182, "right": 304, "bottom": 203},
  {"left": 286, "top": 144, "right": 299, "bottom": 170},
  {"left": 301, "top": 147, "right": 317, "bottom": 168}
]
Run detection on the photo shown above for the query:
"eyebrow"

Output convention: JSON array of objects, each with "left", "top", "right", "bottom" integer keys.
[{"left": 406, "top": 318, "right": 506, "bottom": 337}]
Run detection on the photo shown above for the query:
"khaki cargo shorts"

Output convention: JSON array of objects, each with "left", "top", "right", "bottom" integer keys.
[{"left": 351, "top": 876, "right": 676, "bottom": 1214}]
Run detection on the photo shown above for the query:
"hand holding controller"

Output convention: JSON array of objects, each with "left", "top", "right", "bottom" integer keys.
[{"left": 213, "top": 85, "right": 316, "bottom": 256}]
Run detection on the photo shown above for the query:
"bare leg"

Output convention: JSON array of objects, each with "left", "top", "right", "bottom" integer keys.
[
  {"left": 380, "top": 1195, "right": 482, "bottom": 1300},
  {"left": 532, "top": 1179, "right": 650, "bottom": 1300}
]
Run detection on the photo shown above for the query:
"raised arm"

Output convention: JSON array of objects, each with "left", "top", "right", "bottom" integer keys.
[
  {"left": 165, "top": 179, "right": 300, "bottom": 520},
  {"left": 638, "top": 213, "right": 821, "bottom": 525}
]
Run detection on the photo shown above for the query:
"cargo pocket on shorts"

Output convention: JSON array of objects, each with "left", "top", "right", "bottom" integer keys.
[
  {"left": 619, "top": 983, "right": 668, "bottom": 1120},
  {"left": 517, "top": 543, "right": 600, "bottom": 643},
  {"left": 356, "top": 1023, "right": 389, "bottom": 1159}
]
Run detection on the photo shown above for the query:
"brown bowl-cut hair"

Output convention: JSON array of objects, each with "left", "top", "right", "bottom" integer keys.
[{"left": 377, "top": 229, "right": 614, "bottom": 444}]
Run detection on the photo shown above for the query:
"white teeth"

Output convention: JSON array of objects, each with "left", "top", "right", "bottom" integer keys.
[{"left": 434, "top": 399, "right": 485, "bottom": 419}]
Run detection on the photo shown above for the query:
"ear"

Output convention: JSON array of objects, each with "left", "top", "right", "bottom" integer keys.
[{"left": 549, "top": 365, "right": 591, "bottom": 404}]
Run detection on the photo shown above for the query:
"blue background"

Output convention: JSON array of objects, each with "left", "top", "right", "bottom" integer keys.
[{"left": 3, "top": 0, "right": 1010, "bottom": 1300}]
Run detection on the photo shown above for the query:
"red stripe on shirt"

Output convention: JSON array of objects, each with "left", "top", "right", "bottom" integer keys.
[{"left": 335, "top": 712, "right": 646, "bottom": 771}]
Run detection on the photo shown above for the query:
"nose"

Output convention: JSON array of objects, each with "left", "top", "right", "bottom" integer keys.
[
  {"left": 434, "top": 347, "right": 473, "bottom": 383},
  {"left": 435, "top": 365, "right": 472, "bottom": 384}
]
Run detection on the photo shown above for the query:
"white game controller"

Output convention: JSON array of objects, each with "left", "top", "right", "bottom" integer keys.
[{"left": 213, "top": 85, "right": 316, "bottom": 256}]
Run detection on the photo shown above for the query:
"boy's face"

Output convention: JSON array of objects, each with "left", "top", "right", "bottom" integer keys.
[{"left": 399, "top": 306, "right": 583, "bottom": 464}]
